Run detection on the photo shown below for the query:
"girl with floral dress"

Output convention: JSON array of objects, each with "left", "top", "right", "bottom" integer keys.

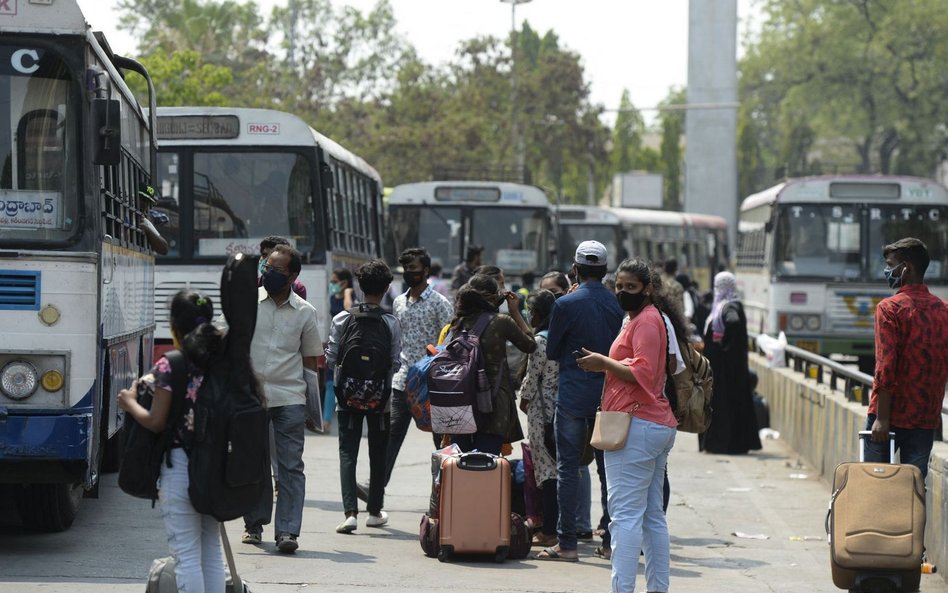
[{"left": 518, "top": 289, "right": 560, "bottom": 547}]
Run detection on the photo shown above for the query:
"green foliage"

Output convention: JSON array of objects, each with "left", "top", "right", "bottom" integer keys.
[
  {"left": 127, "top": 50, "right": 233, "bottom": 106},
  {"left": 739, "top": 0, "right": 948, "bottom": 192}
]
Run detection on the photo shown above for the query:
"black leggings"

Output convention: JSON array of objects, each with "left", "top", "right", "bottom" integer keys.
[{"left": 541, "top": 478, "right": 558, "bottom": 536}]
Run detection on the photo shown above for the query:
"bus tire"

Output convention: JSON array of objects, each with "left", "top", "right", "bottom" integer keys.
[{"left": 16, "top": 483, "right": 83, "bottom": 532}]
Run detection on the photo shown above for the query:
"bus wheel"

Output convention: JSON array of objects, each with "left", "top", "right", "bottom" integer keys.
[{"left": 16, "top": 483, "right": 83, "bottom": 532}]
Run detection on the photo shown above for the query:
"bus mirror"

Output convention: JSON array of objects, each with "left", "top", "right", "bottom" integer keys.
[
  {"left": 92, "top": 98, "right": 122, "bottom": 166},
  {"left": 320, "top": 162, "right": 334, "bottom": 190}
]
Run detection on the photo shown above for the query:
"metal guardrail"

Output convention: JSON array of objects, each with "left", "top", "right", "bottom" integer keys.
[{"left": 755, "top": 341, "right": 948, "bottom": 439}]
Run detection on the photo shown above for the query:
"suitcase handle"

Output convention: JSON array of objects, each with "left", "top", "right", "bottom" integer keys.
[
  {"left": 457, "top": 451, "right": 498, "bottom": 471},
  {"left": 857, "top": 430, "right": 896, "bottom": 463}
]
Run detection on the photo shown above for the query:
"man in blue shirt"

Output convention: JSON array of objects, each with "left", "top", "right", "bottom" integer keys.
[{"left": 537, "top": 240, "right": 624, "bottom": 561}]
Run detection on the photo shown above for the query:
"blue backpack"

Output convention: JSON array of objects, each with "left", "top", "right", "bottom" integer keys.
[{"left": 405, "top": 347, "right": 442, "bottom": 432}]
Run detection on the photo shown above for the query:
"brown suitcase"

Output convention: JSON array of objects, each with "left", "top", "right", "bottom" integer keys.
[
  {"left": 828, "top": 432, "right": 925, "bottom": 592},
  {"left": 438, "top": 452, "right": 511, "bottom": 562}
]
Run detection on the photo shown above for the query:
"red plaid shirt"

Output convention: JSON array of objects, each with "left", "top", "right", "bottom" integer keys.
[{"left": 869, "top": 284, "right": 948, "bottom": 429}]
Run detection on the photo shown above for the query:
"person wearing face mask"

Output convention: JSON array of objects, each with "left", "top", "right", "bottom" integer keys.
[
  {"left": 242, "top": 244, "right": 323, "bottom": 553},
  {"left": 574, "top": 258, "right": 677, "bottom": 593},
  {"left": 258, "top": 236, "right": 307, "bottom": 300},
  {"left": 866, "top": 238, "right": 948, "bottom": 478},
  {"left": 699, "top": 271, "right": 762, "bottom": 455},
  {"left": 323, "top": 268, "right": 356, "bottom": 434},
  {"left": 539, "top": 271, "right": 570, "bottom": 299},
  {"left": 384, "top": 248, "right": 454, "bottom": 483}
]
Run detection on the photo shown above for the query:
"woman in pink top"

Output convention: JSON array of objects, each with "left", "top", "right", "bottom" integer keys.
[{"left": 577, "top": 258, "right": 677, "bottom": 593}]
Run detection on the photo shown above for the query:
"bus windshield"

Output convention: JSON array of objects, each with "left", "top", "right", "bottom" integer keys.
[
  {"left": 775, "top": 204, "right": 862, "bottom": 279},
  {"left": 471, "top": 207, "right": 548, "bottom": 274},
  {"left": 868, "top": 205, "right": 947, "bottom": 283},
  {"left": 154, "top": 151, "right": 317, "bottom": 258},
  {"left": 0, "top": 45, "right": 77, "bottom": 245},
  {"left": 387, "top": 205, "right": 462, "bottom": 270},
  {"left": 558, "top": 223, "right": 621, "bottom": 270}
]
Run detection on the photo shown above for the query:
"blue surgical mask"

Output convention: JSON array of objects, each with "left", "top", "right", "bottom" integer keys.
[
  {"left": 329, "top": 281, "right": 341, "bottom": 296},
  {"left": 883, "top": 263, "right": 904, "bottom": 289}
]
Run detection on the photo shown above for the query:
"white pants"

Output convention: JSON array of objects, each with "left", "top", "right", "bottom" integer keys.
[{"left": 159, "top": 448, "right": 225, "bottom": 593}]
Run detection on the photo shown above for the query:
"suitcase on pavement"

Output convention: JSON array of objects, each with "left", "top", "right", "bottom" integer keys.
[
  {"left": 438, "top": 452, "right": 511, "bottom": 562},
  {"left": 827, "top": 432, "right": 925, "bottom": 592}
]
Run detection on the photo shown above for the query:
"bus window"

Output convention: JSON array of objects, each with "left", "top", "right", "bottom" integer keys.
[
  {"left": 869, "top": 205, "right": 947, "bottom": 283},
  {"left": 471, "top": 207, "right": 548, "bottom": 274},
  {"left": 0, "top": 47, "right": 77, "bottom": 245},
  {"left": 191, "top": 152, "right": 314, "bottom": 257},
  {"left": 154, "top": 152, "right": 181, "bottom": 256},
  {"left": 389, "top": 206, "right": 462, "bottom": 269},
  {"left": 776, "top": 205, "right": 861, "bottom": 278}
]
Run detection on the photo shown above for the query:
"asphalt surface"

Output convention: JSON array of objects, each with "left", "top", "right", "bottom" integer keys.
[{"left": 0, "top": 421, "right": 943, "bottom": 592}]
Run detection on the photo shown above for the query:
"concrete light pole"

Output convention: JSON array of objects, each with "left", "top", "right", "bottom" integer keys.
[{"left": 501, "top": 0, "right": 532, "bottom": 182}]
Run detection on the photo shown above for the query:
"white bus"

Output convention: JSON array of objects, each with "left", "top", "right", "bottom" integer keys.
[
  {"left": 736, "top": 175, "right": 948, "bottom": 371},
  {"left": 0, "top": 2, "right": 158, "bottom": 530},
  {"left": 385, "top": 181, "right": 555, "bottom": 285},
  {"left": 150, "top": 107, "right": 383, "bottom": 352},
  {"left": 608, "top": 207, "right": 729, "bottom": 292},
  {"left": 556, "top": 205, "right": 624, "bottom": 270}
]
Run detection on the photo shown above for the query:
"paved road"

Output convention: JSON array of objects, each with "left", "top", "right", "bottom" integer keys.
[{"left": 0, "top": 424, "right": 943, "bottom": 593}]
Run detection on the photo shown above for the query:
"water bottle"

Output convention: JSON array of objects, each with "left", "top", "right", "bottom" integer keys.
[{"left": 476, "top": 368, "right": 493, "bottom": 413}]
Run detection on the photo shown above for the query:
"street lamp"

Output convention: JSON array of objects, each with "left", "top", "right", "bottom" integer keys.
[{"left": 500, "top": 0, "right": 532, "bottom": 181}]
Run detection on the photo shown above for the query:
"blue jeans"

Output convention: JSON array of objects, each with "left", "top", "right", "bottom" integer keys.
[
  {"left": 159, "top": 448, "right": 225, "bottom": 593},
  {"left": 605, "top": 417, "right": 676, "bottom": 593},
  {"left": 555, "top": 408, "right": 594, "bottom": 551},
  {"left": 864, "top": 414, "right": 936, "bottom": 479},
  {"left": 577, "top": 464, "right": 592, "bottom": 533},
  {"left": 244, "top": 404, "right": 306, "bottom": 538}
]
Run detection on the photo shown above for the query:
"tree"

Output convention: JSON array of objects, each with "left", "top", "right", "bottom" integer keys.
[
  {"left": 658, "top": 88, "right": 685, "bottom": 210},
  {"left": 610, "top": 90, "right": 645, "bottom": 174},
  {"left": 739, "top": 0, "right": 948, "bottom": 190},
  {"left": 127, "top": 51, "right": 234, "bottom": 106}
]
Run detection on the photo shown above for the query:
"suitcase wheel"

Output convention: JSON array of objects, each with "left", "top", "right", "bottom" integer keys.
[{"left": 438, "top": 545, "right": 453, "bottom": 563}]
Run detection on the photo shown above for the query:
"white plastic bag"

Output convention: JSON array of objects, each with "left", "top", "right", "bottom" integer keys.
[{"left": 756, "top": 332, "right": 787, "bottom": 368}]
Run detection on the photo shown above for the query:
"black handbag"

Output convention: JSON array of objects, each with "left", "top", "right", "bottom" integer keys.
[{"left": 118, "top": 350, "right": 188, "bottom": 502}]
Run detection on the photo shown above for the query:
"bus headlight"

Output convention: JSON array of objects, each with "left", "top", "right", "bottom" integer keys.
[
  {"left": 806, "top": 315, "right": 822, "bottom": 331},
  {"left": 1, "top": 361, "right": 39, "bottom": 400},
  {"left": 789, "top": 315, "right": 805, "bottom": 331}
]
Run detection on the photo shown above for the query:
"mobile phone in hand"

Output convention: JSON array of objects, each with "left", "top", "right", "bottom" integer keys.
[{"left": 573, "top": 349, "right": 584, "bottom": 359}]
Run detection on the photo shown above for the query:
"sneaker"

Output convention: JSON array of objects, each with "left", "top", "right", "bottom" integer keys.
[
  {"left": 241, "top": 530, "right": 262, "bottom": 545},
  {"left": 356, "top": 482, "right": 370, "bottom": 503},
  {"left": 366, "top": 511, "right": 389, "bottom": 528},
  {"left": 336, "top": 516, "right": 358, "bottom": 534},
  {"left": 276, "top": 533, "right": 298, "bottom": 553}
]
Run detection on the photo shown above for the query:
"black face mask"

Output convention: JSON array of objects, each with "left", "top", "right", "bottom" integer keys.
[
  {"left": 403, "top": 270, "right": 426, "bottom": 288},
  {"left": 617, "top": 290, "right": 647, "bottom": 312}
]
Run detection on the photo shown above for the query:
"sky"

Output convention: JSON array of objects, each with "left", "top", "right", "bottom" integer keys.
[{"left": 76, "top": 0, "right": 758, "bottom": 125}]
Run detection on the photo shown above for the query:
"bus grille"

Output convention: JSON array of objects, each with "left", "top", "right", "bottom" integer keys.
[
  {"left": 0, "top": 271, "right": 40, "bottom": 310},
  {"left": 154, "top": 281, "right": 221, "bottom": 325},
  {"left": 828, "top": 290, "right": 887, "bottom": 334}
]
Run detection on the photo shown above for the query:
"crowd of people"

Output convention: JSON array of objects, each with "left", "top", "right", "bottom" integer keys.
[{"left": 121, "top": 233, "right": 948, "bottom": 593}]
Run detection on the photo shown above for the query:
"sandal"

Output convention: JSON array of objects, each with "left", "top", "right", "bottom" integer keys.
[
  {"left": 535, "top": 546, "right": 578, "bottom": 562},
  {"left": 532, "top": 533, "right": 558, "bottom": 547},
  {"left": 594, "top": 546, "right": 612, "bottom": 560}
]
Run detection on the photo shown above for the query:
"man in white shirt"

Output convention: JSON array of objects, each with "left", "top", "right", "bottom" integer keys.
[{"left": 242, "top": 245, "right": 323, "bottom": 554}]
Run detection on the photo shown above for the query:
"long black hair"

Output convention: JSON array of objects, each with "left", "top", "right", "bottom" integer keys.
[
  {"left": 527, "top": 289, "right": 556, "bottom": 333},
  {"left": 450, "top": 274, "right": 500, "bottom": 331},
  {"left": 615, "top": 258, "right": 689, "bottom": 344},
  {"left": 169, "top": 289, "right": 223, "bottom": 370}
]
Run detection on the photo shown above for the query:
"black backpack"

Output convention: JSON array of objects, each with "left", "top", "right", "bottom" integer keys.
[
  {"left": 334, "top": 303, "right": 393, "bottom": 412},
  {"left": 118, "top": 349, "right": 189, "bottom": 503},
  {"left": 187, "top": 253, "right": 270, "bottom": 522}
]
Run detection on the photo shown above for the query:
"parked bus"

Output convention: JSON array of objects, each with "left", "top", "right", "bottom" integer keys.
[
  {"left": 151, "top": 107, "right": 383, "bottom": 347},
  {"left": 385, "top": 181, "right": 555, "bottom": 286},
  {"left": 608, "top": 207, "right": 728, "bottom": 291},
  {"left": 0, "top": 2, "right": 158, "bottom": 530},
  {"left": 556, "top": 205, "right": 624, "bottom": 270},
  {"left": 735, "top": 175, "right": 948, "bottom": 371}
]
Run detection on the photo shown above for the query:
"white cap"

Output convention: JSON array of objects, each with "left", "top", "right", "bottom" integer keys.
[{"left": 574, "top": 240, "right": 608, "bottom": 266}]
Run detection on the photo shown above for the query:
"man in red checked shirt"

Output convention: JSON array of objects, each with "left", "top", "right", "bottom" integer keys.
[{"left": 866, "top": 237, "right": 948, "bottom": 478}]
